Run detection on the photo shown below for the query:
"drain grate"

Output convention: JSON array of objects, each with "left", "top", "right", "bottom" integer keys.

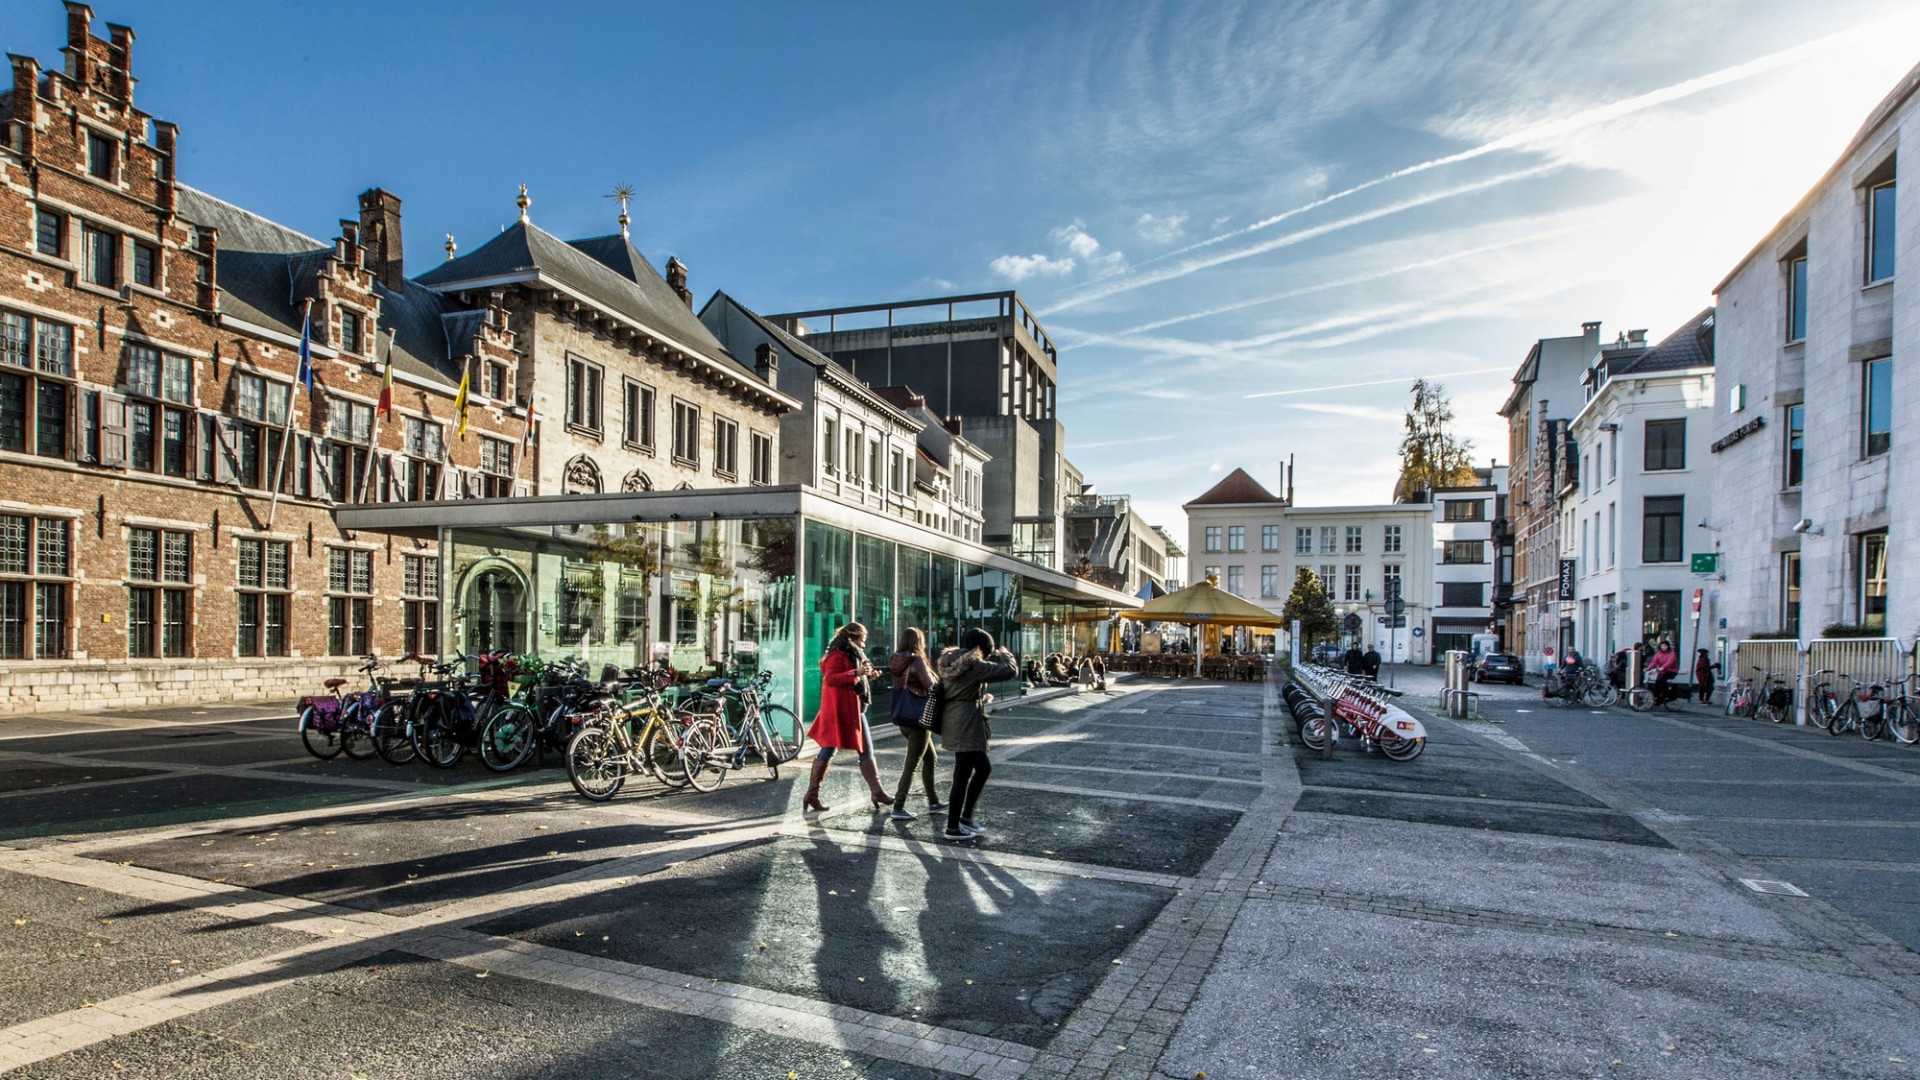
[{"left": 1739, "top": 878, "right": 1809, "bottom": 897}]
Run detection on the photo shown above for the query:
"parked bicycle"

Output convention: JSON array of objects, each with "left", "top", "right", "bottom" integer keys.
[
  {"left": 296, "top": 656, "right": 383, "bottom": 761},
  {"left": 1544, "top": 663, "right": 1617, "bottom": 708},
  {"left": 680, "top": 670, "right": 799, "bottom": 780},
  {"left": 566, "top": 662, "right": 724, "bottom": 800}
]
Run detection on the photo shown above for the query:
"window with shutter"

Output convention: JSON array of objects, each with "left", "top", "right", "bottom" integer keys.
[
  {"left": 100, "top": 393, "right": 130, "bottom": 467},
  {"left": 213, "top": 418, "right": 240, "bottom": 483}
]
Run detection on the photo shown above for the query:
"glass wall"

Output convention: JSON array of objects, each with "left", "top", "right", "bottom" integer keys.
[
  {"left": 446, "top": 516, "right": 797, "bottom": 718},
  {"left": 802, "top": 521, "right": 854, "bottom": 720}
]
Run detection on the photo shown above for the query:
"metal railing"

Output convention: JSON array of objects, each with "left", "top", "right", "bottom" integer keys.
[
  {"left": 1726, "top": 637, "right": 1913, "bottom": 725},
  {"left": 1732, "top": 639, "right": 1801, "bottom": 692}
]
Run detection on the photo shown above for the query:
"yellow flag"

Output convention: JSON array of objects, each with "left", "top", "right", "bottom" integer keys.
[{"left": 454, "top": 363, "right": 471, "bottom": 439}]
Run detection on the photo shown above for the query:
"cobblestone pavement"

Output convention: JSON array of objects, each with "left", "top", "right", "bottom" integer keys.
[{"left": 5, "top": 669, "right": 1920, "bottom": 1078}]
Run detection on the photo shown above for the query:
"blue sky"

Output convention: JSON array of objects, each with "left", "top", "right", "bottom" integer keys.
[{"left": 6, "top": 0, "right": 1917, "bottom": 534}]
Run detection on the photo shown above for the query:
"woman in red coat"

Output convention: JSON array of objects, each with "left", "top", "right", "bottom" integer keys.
[{"left": 804, "top": 622, "right": 895, "bottom": 813}]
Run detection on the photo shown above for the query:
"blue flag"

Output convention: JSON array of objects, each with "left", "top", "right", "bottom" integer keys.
[{"left": 296, "top": 311, "right": 314, "bottom": 391}]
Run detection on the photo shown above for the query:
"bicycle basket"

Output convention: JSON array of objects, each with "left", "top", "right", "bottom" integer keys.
[{"left": 1767, "top": 687, "right": 1792, "bottom": 710}]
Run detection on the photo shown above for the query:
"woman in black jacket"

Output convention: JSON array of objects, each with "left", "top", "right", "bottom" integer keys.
[{"left": 934, "top": 627, "right": 1018, "bottom": 842}]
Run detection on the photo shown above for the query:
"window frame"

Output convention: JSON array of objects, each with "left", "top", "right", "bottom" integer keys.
[
  {"left": 126, "top": 526, "right": 193, "bottom": 659},
  {"left": 1260, "top": 564, "right": 1279, "bottom": 599},
  {"left": 712, "top": 415, "right": 739, "bottom": 480},
  {"left": 564, "top": 355, "right": 604, "bottom": 436},
  {"left": 82, "top": 223, "right": 118, "bottom": 288},
  {"left": 0, "top": 513, "right": 73, "bottom": 659},
  {"left": 1294, "top": 527, "right": 1311, "bottom": 555},
  {"left": 1227, "top": 525, "right": 1245, "bottom": 552},
  {"left": 1783, "top": 403, "right": 1805, "bottom": 489},
  {"left": 326, "top": 546, "right": 375, "bottom": 657},
  {"left": 402, "top": 552, "right": 441, "bottom": 657},
  {"left": 1780, "top": 550, "right": 1801, "bottom": 638},
  {"left": 1641, "top": 495, "right": 1684, "bottom": 565},
  {"left": 671, "top": 398, "right": 701, "bottom": 467},
  {"left": 1865, "top": 177, "right": 1896, "bottom": 286},
  {"left": 1862, "top": 357, "right": 1891, "bottom": 458},
  {"left": 1858, "top": 530, "right": 1888, "bottom": 632},
  {"left": 1643, "top": 418, "right": 1686, "bottom": 472},
  {"left": 1785, "top": 248, "right": 1808, "bottom": 343},
  {"left": 234, "top": 537, "right": 292, "bottom": 658},
  {"left": 1203, "top": 526, "right": 1221, "bottom": 553},
  {"left": 1382, "top": 525, "right": 1402, "bottom": 554},
  {"left": 86, "top": 130, "right": 118, "bottom": 181},
  {"left": 34, "top": 208, "right": 65, "bottom": 259},
  {"left": 621, "top": 378, "right": 656, "bottom": 452},
  {"left": 749, "top": 430, "right": 774, "bottom": 486},
  {"left": 338, "top": 309, "right": 362, "bottom": 355},
  {"left": 1261, "top": 524, "right": 1280, "bottom": 552}
]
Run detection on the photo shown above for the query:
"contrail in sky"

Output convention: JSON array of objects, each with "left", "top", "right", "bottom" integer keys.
[
  {"left": 1243, "top": 367, "right": 1511, "bottom": 400},
  {"left": 1141, "top": 10, "right": 1917, "bottom": 268},
  {"left": 1040, "top": 163, "right": 1562, "bottom": 315},
  {"left": 1100, "top": 226, "right": 1583, "bottom": 339}
]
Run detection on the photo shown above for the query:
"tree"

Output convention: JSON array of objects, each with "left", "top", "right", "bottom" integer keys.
[
  {"left": 1394, "top": 378, "right": 1478, "bottom": 502},
  {"left": 1281, "top": 567, "right": 1338, "bottom": 646}
]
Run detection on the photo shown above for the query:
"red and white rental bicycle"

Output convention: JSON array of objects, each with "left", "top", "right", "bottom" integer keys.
[{"left": 1291, "top": 668, "right": 1428, "bottom": 761}]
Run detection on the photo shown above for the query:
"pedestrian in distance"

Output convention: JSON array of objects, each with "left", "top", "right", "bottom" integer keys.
[
  {"left": 935, "top": 628, "right": 1019, "bottom": 842},
  {"left": 803, "top": 622, "right": 895, "bottom": 814},
  {"left": 1343, "top": 643, "right": 1366, "bottom": 676},
  {"left": 1361, "top": 644, "right": 1381, "bottom": 680},
  {"left": 1694, "top": 648, "right": 1718, "bottom": 705},
  {"left": 886, "top": 627, "right": 947, "bottom": 822}
]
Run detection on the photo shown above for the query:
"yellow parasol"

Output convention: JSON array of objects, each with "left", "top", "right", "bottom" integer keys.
[{"left": 1115, "top": 574, "right": 1283, "bottom": 675}]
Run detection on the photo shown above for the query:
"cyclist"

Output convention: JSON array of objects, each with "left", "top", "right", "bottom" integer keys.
[{"left": 1647, "top": 641, "right": 1680, "bottom": 708}]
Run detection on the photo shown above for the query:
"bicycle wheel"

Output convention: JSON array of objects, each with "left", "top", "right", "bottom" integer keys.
[
  {"left": 760, "top": 706, "right": 802, "bottom": 763},
  {"left": 1543, "top": 688, "right": 1571, "bottom": 708},
  {"left": 1754, "top": 700, "right": 1779, "bottom": 724},
  {"left": 478, "top": 704, "right": 538, "bottom": 772},
  {"left": 679, "top": 718, "right": 727, "bottom": 793},
  {"left": 756, "top": 718, "right": 792, "bottom": 781},
  {"left": 372, "top": 701, "right": 419, "bottom": 765},
  {"left": 1886, "top": 700, "right": 1920, "bottom": 745},
  {"left": 1375, "top": 730, "right": 1425, "bottom": 761},
  {"left": 566, "top": 724, "right": 627, "bottom": 801},
  {"left": 412, "top": 699, "right": 465, "bottom": 768},
  {"left": 298, "top": 705, "right": 344, "bottom": 760},
  {"left": 1626, "top": 687, "right": 1653, "bottom": 712},
  {"left": 1581, "top": 684, "right": 1618, "bottom": 708},
  {"left": 1810, "top": 688, "right": 1838, "bottom": 733},
  {"left": 1825, "top": 703, "right": 1853, "bottom": 737},
  {"left": 1859, "top": 709, "right": 1885, "bottom": 742},
  {"left": 639, "top": 720, "right": 692, "bottom": 789},
  {"left": 340, "top": 701, "right": 378, "bottom": 760}
]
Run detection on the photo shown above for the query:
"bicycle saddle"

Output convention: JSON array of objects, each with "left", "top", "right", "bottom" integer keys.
[{"left": 323, "top": 678, "right": 348, "bottom": 689}]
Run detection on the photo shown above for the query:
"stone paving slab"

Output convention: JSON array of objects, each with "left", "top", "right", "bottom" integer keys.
[
  {"left": 0, "top": 761, "right": 160, "bottom": 793},
  {"left": 1161, "top": 897, "right": 1920, "bottom": 1080},
  {"left": 0, "top": 868, "right": 308, "bottom": 1030},
  {"left": 1290, "top": 785, "right": 1671, "bottom": 846},
  {"left": 1266, "top": 811, "right": 1816, "bottom": 947},
  {"left": 1293, "top": 750, "right": 1609, "bottom": 807},
  {"left": 0, "top": 775, "right": 399, "bottom": 844},
  {"left": 471, "top": 835, "right": 1172, "bottom": 1048},
  {"left": 820, "top": 783, "right": 1241, "bottom": 877},
  {"left": 88, "top": 791, "right": 734, "bottom": 916},
  {"left": 13, "top": 949, "right": 965, "bottom": 1080}
]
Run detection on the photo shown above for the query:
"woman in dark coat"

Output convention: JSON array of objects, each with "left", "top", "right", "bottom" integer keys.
[
  {"left": 804, "top": 622, "right": 894, "bottom": 813},
  {"left": 935, "top": 627, "right": 1018, "bottom": 842},
  {"left": 886, "top": 627, "right": 945, "bottom": 821}
]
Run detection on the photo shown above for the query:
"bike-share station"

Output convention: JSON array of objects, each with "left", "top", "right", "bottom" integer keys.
[{"left": 1283, "top": 665, "right": 1427, "bottom": 761}]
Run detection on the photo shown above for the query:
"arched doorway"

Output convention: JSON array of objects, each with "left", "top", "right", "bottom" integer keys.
[{"left": 464, "top": 564, "right": 528, "bottom": 654}]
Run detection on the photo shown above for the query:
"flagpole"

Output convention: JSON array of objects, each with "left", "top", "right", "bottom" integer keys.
[
  {"left": 360, "top": 328, "right": 396, "bottom": 503},
  {"left": 510, "top": 393, "right": 535, "bottom": 493},
  {"left": 266, "top": 299, "right": 313, "bottom": 530}
]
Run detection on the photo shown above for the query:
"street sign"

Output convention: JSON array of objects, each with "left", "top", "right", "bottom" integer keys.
[
  {"left": 1378, "top": 616, "right": 1406, "bottom": 628},
  {"left": 1691, "top": 587, "right": 1703, "bottom": 624},
  {"left": 1690, "top": 553, "right": 1719, "bottom": 574},
  {"left": 1557, "top": 559, "right": 1576, "bottom": 600},
  {"left": 1341, "top": 613, "right": 1362, "bottom": 635},
  {"left": 1412, "top": 626, "right": 1424, "bottom": 637},
  {"left": 1384, "top": 597, "right": 1406, "bottom": 616}
]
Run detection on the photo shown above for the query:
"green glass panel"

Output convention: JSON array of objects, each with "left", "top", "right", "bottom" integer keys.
[
  {"left": 897, "top": 545, "right": 933, "bottom": 652},
  {"left": 855, "top": 534, "right": 897, "bottom": 669},
  {"left": 802, "top": 520, "right": 853, "bottom": 720}
]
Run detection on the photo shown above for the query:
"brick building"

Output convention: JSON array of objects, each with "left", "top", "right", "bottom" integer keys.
[{"left": 0, "top": 5, "right": 793, "bottom": 710}]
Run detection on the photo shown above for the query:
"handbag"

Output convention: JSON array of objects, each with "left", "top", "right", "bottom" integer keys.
[
  {"left": 916, "top": 683, "right": 945, "bottom": 733},
  {"left": 891, "top": 684, "right": 929, "bottom": 725}
]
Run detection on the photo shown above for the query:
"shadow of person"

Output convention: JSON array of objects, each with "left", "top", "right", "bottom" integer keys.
[
  {"left": 908, "top": 840, "right": 1046, "bottom": 1043},
  {"left": 798, "top": 831, "right": 902, "bottom": 1020}
]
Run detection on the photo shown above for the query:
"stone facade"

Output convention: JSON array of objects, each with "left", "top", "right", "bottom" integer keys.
[
  {"left": 1712, "top": 62, "right": 1918, "bottom": 644},
  {"left": 1429, "top": 466, "right": 1506, "bottom": 656}
]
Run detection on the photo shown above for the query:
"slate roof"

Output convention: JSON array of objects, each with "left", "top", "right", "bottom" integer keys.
[
  {"left": 1615, "top": 308, "right": 1714, "bottom": 375},
  {"left": 699, "top": 291, "right": 906, "bottom": 422},
  {"left": 418, "top": 222, "right": 757, "bottom": 384},
  {"left": 1185, "top": 467, "right": 1285, "bottom": 507},
  {"left": 174, "top": 185, "right": 475, "bottom": 388}
]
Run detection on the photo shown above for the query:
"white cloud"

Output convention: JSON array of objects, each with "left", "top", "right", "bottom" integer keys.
[
  {"left": 989, "top": 253, "right": 1076, "bottom": 282},
  {"left": 1051, "top": 221, "right": 1127, "bottom": 275},
  {"left": 1134, "top": 212, "right": 1189, "bottom": 244}
]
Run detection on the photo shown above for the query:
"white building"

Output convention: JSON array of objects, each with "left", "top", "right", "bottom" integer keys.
[
  {"left": 1184, "top": 469, "right": 1435, "bottom": 662},
  {"left": 1430, "top": 465, "right": 1507, "bottom": 656},
  {"left": 1711, "top": 62, "right": 1917, "bottom": 644},
  {"left": 1565, "top": 311, "right": 1718, "bottom": 663}
]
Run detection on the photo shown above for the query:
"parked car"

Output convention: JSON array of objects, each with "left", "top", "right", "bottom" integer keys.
[
  {"left": 1473, "top": 652, "right": 1524, "bottom": 685},
  {"left": 1311, "top": 643, "right": 1344, "bottom": 665}
]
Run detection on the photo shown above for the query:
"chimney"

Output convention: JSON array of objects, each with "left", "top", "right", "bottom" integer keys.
[
  {"left": 665, "top": 256, "right": 691, "bottom": 308},
  {"left": 1579, "top": 320, "right": 1601, "bottom": 354},
  {"left": 1627, "top": 329, "right": 1647, "bottom": 346},
  {"left": 63, "top": 3, "right": 92, "bottom": 84},
  {"left": 105, "top": 22, "right": 132, "bottom": 102},
  {"left": 9, "top": 55, "right": 38, "bottom": 161},
  {"left": 357, "top": 188, "right": 405, "bottom": 290},
  {"left": 337, "top": 219, "right": 361, "bottom": 267},
  {"left": 945, "top": 417, "right": 964, "bottom": 438},
  {"left": 151, "top": 119, "right": 175, "bottom": 214},
  {"left": 754, "top": 341, "right": 778, "bottom": 383}
]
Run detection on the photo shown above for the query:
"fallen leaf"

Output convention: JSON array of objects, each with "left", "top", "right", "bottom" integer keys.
[
  {"left": 474, "top": 971, "right": 490, "bottom": 979},
  {"left": 1414, "top": 1034, "right": 1429, "bottom": 1040},
  {"left": 965, "top": 979, "right": 974, "bottom": 985},
  {"left": 757, "top": 940, "right": 768, "bottom": 951},
  {"left": 10, "top": 919, "right": 23, "bottom": 926}
]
